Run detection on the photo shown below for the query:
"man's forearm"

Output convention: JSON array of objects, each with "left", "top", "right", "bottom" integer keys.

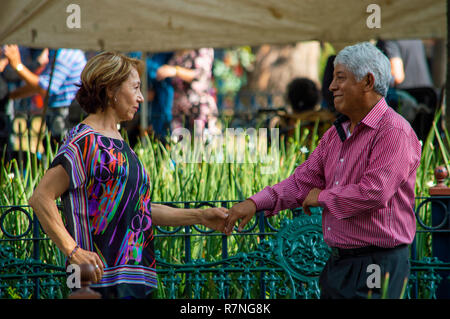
[
  {"left": 10, "top": 61, "right": 41, "bottom": 88},
  {"left": 9, "top": 83, "right": 43, "bottom": 100}
]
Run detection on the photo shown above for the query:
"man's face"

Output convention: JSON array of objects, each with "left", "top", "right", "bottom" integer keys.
[{"left": 329, "top": 64, "right": 366, "bottom": 116}]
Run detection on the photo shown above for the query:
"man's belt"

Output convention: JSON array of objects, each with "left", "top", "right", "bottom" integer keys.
[{"left": 330, "top": 244, "right": 407, "bottom": 258}]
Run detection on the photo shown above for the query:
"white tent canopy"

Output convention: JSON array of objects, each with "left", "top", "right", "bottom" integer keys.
[{"left": 0, "top": 0, "right": 446, "bottom": 52}]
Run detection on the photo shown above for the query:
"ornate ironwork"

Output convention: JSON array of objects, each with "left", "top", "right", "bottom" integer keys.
[{"left": 0, "top": 244, "right": 67, "bottom": 299}]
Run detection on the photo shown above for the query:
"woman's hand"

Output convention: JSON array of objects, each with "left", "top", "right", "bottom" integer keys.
[
  {"left": 199, "top": 207, "right": 229, "bottom": 232},
  {"left": 69, "top": 247, "right": 104, "bottom": 283}
]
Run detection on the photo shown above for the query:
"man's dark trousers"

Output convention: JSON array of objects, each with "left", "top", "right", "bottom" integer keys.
[{"left": 319, "top": 245, "right": 410, "bottom": 299}]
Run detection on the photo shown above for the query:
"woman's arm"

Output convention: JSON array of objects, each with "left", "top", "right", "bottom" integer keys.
[
  {"left": 28, "top": 165, "right": 74, "bottom": 256},
  {"left": 28, "top": 165, "right": 104, "bottom": 281},
  {"left": 151, "top": 204, "right": 228, "bottom": 232},
  {"left": 156, "top": 65, "right": 196, "bottom": 83}
]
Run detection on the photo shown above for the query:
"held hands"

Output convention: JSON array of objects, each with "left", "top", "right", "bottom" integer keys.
[
  {"left": 198, "top": 201, "right": 257, "bottom": 235},
  {"left": 199, "top": 207, "right": 229, "bottom": 233},
  {"left": 223, "top": 189, "right": 322, "bottom": 235}
]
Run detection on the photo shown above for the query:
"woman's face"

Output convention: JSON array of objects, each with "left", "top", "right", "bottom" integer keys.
[{"left": 112, "top": 68, "right": 144, "bottom": 121}]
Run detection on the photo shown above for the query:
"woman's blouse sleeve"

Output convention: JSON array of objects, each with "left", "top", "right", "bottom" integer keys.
[{"left": 49, "top": 131, "right": 92, "bottom": 191}]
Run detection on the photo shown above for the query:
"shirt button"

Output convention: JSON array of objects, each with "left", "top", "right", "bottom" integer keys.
[
  {"left": 340, "top": 158, "right": 344, "bottom": 163},
  {"left": 327, "top": 227, "right": 331, "bottom": 231},
  {"left": 335, "top": 181, "right": 339, "bottom": 185}
]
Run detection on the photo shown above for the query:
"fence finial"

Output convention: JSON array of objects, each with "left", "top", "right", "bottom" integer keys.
[{"left": 430, "top": 165, "right": 450, "bottom": 195}]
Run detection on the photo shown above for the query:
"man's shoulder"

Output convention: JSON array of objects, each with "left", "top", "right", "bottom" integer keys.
[
  {"left": 379, "top": 106, "right": 418, "bottom": 138},
  {"left": 56, "top": 49, "right": 87, "bottom": 66},
  {"left": 317, "top": 122, "right": 340, "bottom": 146}
]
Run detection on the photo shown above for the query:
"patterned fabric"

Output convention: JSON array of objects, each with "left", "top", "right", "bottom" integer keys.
[
  {"left": 250, "top": 98, "right": 422, "bottom": 249},
  {"left": 38, "top": 49, "right": 86, "bottom": 108},
  {"left": 169, "top": 48, "right": 218, "bottom": 132},
  {"left": 50, "top": 123, "right": 156, "bottom": 297}
]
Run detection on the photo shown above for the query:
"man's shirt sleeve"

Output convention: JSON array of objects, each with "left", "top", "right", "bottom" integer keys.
[{"left": 249, "top": 131, "right": 329, "bottom": 217}]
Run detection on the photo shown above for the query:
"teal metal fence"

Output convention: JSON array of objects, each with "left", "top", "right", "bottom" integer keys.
[{"left": 1, "top": 197, "right": 449, "bottom": 299}]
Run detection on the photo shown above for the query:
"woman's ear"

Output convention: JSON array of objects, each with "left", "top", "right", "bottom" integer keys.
[
  {"left": 106, "top": 86, "right": 118, "bottom": 105},
  {"left": 105, "top": 87, "right": 113, "bottom": 103}
]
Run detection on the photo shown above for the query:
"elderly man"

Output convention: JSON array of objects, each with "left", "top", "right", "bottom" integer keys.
[{"left": 225, "top": 42, "right": 422, "bottom": 299}]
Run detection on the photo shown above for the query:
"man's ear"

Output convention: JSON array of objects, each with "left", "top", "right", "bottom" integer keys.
[{"left": 364, "top": 73, "right": 376, "bottom": 92}]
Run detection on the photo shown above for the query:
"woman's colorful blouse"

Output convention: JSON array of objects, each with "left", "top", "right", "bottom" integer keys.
[{"left": 50, "top": 123, "right": 156, "bottom": 298}]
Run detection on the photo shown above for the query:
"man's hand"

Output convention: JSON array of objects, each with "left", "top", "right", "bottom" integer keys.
[
  {"left": 3, "top": 44, "right": 22, "bottom": 69},
  {"left": 199, "top": 207, "right": 229, "bottom": 232},
  {"left": 302, "top": 188, "right": 322, "bottom": 216},
  {"left": 224, "top": 199, "right": 257, "bottom": 235}
]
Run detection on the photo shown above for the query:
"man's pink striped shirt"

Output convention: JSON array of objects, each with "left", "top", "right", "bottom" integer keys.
[{"left": 250, "top": 98, "right": 422, "bottom": 249}]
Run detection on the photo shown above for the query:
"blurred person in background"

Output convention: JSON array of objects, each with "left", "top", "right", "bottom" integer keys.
[
  {"left": 147, "top": 52, "right": 174, "bottom": 143},
  {"left": 0, "top": 46, "right": 49, "bottom": 160},
  {"left": 156, "top": 48, "right": 219, "bottom": 136},
  {"left": 4, "top": 45, "right": 86, "bottom": 142},
  {"left": 377, "top": 39, "right": 437, "bottom": 141}
]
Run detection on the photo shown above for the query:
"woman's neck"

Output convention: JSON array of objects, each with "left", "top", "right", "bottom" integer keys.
[
  {"left": 85, "top": 110, "right": 119, "bottom": 131},
  {"left": 82, "top": 111, "right": 122, "bottom": 139}
]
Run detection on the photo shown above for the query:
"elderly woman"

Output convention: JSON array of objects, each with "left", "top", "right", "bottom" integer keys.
[{"left": 28, "top": 52, "right": 228, "bottom": 299}]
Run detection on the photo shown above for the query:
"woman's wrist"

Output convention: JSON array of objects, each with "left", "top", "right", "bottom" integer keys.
[
  {"left": 195, "top": 208, "right": 208, "bottom": 226},
  {"left": 67, "top": 244, "right": 80, "bottom": 260}
]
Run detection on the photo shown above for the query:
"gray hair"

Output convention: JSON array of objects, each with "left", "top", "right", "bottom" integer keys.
[{"left": 334, "top": 42, "right": 392, "bottom": 96}]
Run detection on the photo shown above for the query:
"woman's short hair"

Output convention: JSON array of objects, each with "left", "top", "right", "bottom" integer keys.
[
  {"left": 334, "top": 42, "right": 391, "bottom": 97},
  {"left": 76, "top": 51, "right": 144, "bottom": 114}
]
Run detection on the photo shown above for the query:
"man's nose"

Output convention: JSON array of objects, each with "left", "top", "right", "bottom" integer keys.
[{"left": 329, "top": 79, "right": 337, "bottom": 92}]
